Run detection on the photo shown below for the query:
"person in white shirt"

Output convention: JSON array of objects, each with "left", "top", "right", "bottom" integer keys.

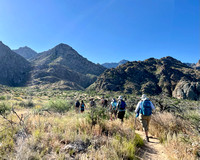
[{"left": 135, "top": 94, "right": 155, "bottom": 142}]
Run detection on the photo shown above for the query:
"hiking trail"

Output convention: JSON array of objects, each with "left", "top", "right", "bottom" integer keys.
[{"left": 135, "top": 130, "right": 170, "bottom": 160}]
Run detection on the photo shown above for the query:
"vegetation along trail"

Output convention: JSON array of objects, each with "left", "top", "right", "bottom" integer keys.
[{"left": 135, "top": 130, "right": 169, "bottom": 160}]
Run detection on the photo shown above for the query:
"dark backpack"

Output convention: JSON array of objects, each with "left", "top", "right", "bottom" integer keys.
[
  {"left": 75, "top": 101, "right": 80, "bottom": 107},
  {"left": 102, "top": 99, "right": 108, "bottom": 107},
  {"left": 119, "top": 100, "right": 126, "bottom": 110},
  {"left": 90, "top": 101, "right": 95, "bottom": 107},
  {"left": 141, "top": 100, "right": 152, "bottom": 116}
]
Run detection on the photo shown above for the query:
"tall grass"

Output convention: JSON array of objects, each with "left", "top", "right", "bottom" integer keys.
[{"left": 149, "top": 112, "right": 200, "bottom": 160}]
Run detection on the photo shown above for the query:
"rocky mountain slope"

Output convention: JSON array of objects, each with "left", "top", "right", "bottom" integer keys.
[
  {"left": 13, "top": 46, "right": 37, "bottom": 60},
  {"left": 29, "top": 43, "right": 106, "bottom": 89},
  {"left": 102, "top": 59, "right": 128, "bottom": 68},
  {"left": 89, "top": 56, "right": 200, "bottom": 100},
  {"left": 196, "top": 59, "right": 200, "bottom": 69},
  {"left": 185, "top": 60, "right": 200, "bottom": 70},
  {"left": 0, "top": 41, "right": 31, "bottom": 86}
]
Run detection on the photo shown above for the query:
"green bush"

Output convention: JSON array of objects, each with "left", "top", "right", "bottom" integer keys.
[
  {"left": 112, "top": 133, "right": 144, "bottom": 160},
  {"left": 0, "top": 96, "right": 6, "bottom": 100},
  {"left": 87, "top": 106, "right": 109, "bottom": 126},
  {"left": 46, "top": 99, "right": 72, "bottom": 113},
  {"left": 0, "top": 103, "right": 11, "bottom": 115},
  {"left": 19, "top": 100, "right": 35, "bottom": 108}
]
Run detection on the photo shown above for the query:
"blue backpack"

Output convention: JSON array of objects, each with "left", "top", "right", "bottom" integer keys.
[
  {"left": 119, "top": 100, "right": 126, "bottom": 110},
  {"left": 111, "top": 101, "right": 117, "bottom": 110},
  {"left": 141, "top": 100, "right": 152, "bottom": 116}
]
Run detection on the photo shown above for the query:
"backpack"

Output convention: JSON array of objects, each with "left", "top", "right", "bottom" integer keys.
[
  {"left": 111, "top": 101, "right": 117, "bottom": 110},
  {"left": 102, "top": 99, "right": 108, "bottom": 107},
  {"left": 90, "top": 101, "right": 94, "bottom": 106},
  {"left": 119, "top": 100, "right": 126, "bottom": 110},
  {"left": 81, "top": 103, "right": 85, "bottom": 108},
  {"left": 75, "top": 101, "right": 80, "bottom": 107},
  {"left": 141, "top": 100, "right": 152, "bottom": 116}
]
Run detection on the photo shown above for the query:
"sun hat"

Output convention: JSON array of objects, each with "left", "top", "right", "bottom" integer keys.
[
  {"left": 141, "top": 94, "right": 147, "bottom": 100},
  {"left": 112, "top": 98, "right": 116, "bottom": 102},
  {"left": 118, "top": 95, "right": 123, "bottom": 100}
]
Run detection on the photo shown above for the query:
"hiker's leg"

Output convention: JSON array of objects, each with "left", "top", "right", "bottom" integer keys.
[
  {"left": 110, "top": 113, "right": 113, "bottom": 120},
  {"left": 121, "top": 111, "right": 125, "bottom": 123},
  {"left": 146, "top": 116, "right": 151, "bottom": 137},
  {"left": 140, "top": 115, "right": 148, "bottom": 132},
  {"left": 114, "top": 111, "right": 117, "bottom": 119}
]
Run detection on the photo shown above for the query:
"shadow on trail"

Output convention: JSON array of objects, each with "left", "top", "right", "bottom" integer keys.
[{"left": 136, "top": 143, "right": 158, "bottom": 160}]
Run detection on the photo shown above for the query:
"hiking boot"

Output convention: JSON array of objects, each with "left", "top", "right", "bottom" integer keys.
[{"left": 146, "top": 136, "right": 149, "bottom": 142}]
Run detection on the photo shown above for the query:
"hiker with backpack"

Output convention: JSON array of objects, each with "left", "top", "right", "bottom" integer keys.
[
  {"left": 117, "top": 96, "right": 127, "bottom": 123},
  {"left": 75, "top": 100, "right": 80, "bottom": 113},
  {"left": 135, "top": 94, "right": 155, "bottom": 142},
  {"left": 80, "top": 100, "right": 86, "bottom": 113},
  {"left": 89, "top": 98, "right": 96, "bottom": 108},
  {"left": 109, "top": 98, "right": 118, "bottom": 120},
  {"left": 101, "top": 96, "right": 108, "bottom": 108}
]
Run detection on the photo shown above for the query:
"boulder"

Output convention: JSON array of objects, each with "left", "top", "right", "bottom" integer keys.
[{"left": 173, "top": 81, "right": 199, "bottom": 100}]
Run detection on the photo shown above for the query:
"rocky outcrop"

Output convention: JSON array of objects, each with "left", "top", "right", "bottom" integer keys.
[
  {"left": 13, "top": 46, "right": 37, "bottom": 60},
  {"left": 89, "top": 56, "right": 200, "bottom": 100},
  {"left": 196, "top": 60, "right": 200, "bottom": 69},
  {"left": 0, "top": 41, "right": 31, "bottom": 86},
  {"left": 185, "top": 60, "right": 200, "bottom": 70},
  {"left": 173, "top": 81, "right": 200, "bottom": 100}
]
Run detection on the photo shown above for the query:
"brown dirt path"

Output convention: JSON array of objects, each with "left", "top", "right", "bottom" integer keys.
[{"left": 135, "top": 130, "right": 170, "bottom": 160}]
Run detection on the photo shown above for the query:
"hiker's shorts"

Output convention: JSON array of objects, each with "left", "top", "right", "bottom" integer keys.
[
  {"left": 139, "top": 115, "right": 151, "bottom": 132},
  {"left": 118, "top": 111, "right": 125, "bottom": 121},
  {"left": 110, "top": 109, "right": 117, "bottom": 116}
]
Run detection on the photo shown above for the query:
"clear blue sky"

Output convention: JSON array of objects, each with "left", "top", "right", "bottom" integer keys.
[{"left": 0, "top": 0, "right": 199, "bottom": 64}]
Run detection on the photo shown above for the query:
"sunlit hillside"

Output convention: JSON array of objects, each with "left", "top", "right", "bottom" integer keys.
[{"left": 0, "top": 86, "right": 199, "bottom": 159}]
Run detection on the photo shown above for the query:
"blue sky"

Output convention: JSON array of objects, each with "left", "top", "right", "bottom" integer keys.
[{"left": 0, "top": 0, "right": 199, "bottom": 64}]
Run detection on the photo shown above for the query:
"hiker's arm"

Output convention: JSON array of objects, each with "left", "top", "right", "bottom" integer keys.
[
  {"left": 135, "top": 101, "right": 141, "bottom": 113},
  {"left": 116, "top": 102, "right": 119, "bottom": 111},
  {"left": 150, "top": 102, "right": 155, "bottom": 110},
  {"left": 125, "top": 102, "right": 128, "bottom": 109},
  {"left": 109, "top": 104, "right": 112, "bottom": 110}
]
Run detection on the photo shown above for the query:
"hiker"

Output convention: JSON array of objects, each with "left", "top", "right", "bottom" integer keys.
[
  {"left": 75, "top": 100, "right": 80, "bottom": 113},
  {"left": 89, "top": 98, "right": 96, "bottom": 108},
  {"left": 101, "top": 96, "right": 108, "bottom": 108},
  {"left": 80, "top": 100, "right": 86, "bottom": 113},
  {"left": 110, "top": 98, "right": 118, "bottom": 120},
  {"left": 117, "top": 96, "right": 127, "bottom": 123},
  {"left": 135, "top": 94, "right": 155, "bottom": 142}
]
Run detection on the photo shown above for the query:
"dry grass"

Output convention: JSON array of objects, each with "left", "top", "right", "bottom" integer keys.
[
  {"left": 0, "top": 87, "right": 199, "bottom": 159},
  {"left": 0, "top": 108, "right": 143, "bottom": 159},
  {"left": 149, "top": 112, "right": 200, "bottom": 160}
]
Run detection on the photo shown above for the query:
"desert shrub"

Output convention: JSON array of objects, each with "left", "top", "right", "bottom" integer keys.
[
  {"left": 110, "top": 132, "right": 143, "bottom": 160},
  {"left": 150, "top": 112, "right": 189, "bottom": 141},
  {"left": 0, "top": 103, "right": 11, "bottom": 115},
  {"left": 46, "top": 99, "right": 72, "bottom": 113},
  {"left": 0, "top": 115, "right": 19, "bottom": 157},
  {"left": 0, "top": 96, "right": 6, "bottom": 100},
  {"left": 86, "top": 106, "right": 109, "bottom": 126},
  {"left": 185, "top": 111, "right": 200, "bottom": 131},
  {"left": 19, "top": 100, "right": 35, "bottom": 108},
  {"left": 0, "top": 127, "right": 16, "bottom": 157}
]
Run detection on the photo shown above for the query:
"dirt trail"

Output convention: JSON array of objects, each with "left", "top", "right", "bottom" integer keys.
[{"left": 135, "top": 130, "right": 170, "bottom": 160}]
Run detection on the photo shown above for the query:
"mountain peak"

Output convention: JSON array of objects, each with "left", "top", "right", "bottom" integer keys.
[
  {"left": 0, "top": 41, "right": 31, "bottom": 86},
  {"left": 13, "top": 46, "right": 37, "bottom": 60},
  {"left": 102, "top": 59, "right": 128, "bottom": 68},
  {"left": 55, "top": 43, "right": 72, "bottom": 49}
]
